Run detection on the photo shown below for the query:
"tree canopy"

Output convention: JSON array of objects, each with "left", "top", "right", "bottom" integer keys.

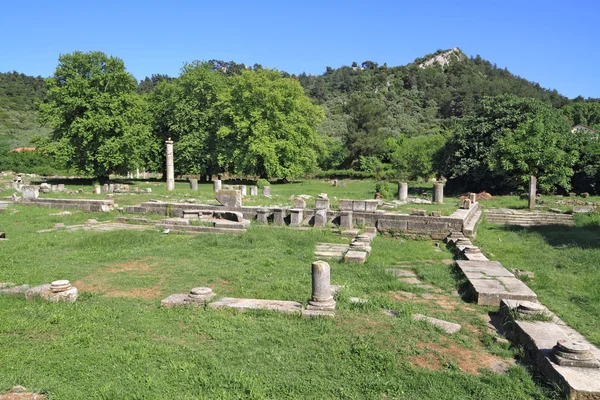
[{"left": 37, "top": 51, "right": 152, "bottom": 179}]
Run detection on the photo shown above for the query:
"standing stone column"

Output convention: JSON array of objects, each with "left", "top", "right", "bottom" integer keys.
[
  {"left": 398, "top": 182, "right": 408, "bottom": 201},
  {"left": 166, "top": 138, "right": 175, "bottom": 191},
  {"left": 272, "top": 207, "right": 286, "bottom": 225},
  {"left": 213, "top": 179, "right": 222, "bottom": 192},
  {"left": 307, "top": 261, "right": 336, "bottom": 311},
  {"left": 469, "top": 193, "right": 477, "bottom": 204},
  {"left": 433, "top": 183, "right": 444, "bottom": 204},
  {"left": 262, "top": 186, "right": 271, "bottom": 197},
  {"left": 239, "top": 185, "right": 247, "bottom": 196},
  {"left": 250, "top": 186, "right": 258, "bottom": 196},
  {"left": 136, "top": 168, "right": 140, "bottom": 179},
  {"left": 189, "top": 179, "right": 198, "bottom": 191},
  {"left": 94, "top": 185, "right": 101, "bottom": 194},
  {"left": 529, "top": 175, "right": 536, "bottom": 210},
  {"left": 340, "top": 211, "right": 353, "bottom": 229},
  {"left": 290, "top": 209, "right": 303, "bottom": 226}
]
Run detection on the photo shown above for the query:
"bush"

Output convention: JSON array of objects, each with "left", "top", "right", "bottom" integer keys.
[
  {"left": 256, "top": 178, "right": 270, "bottom": 188},
  {"left": 375, "top": 181, "right": 393, "bottom": 199}
]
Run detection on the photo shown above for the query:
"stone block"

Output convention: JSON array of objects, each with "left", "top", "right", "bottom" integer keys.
[
  {"left": 352, "top": 201, "right": 366, "bottom": 212},
  {"left": 376, "top": 219, "right": 408, "bottom": 231},
  {"left": 365, "top": 200, "right": 378, "bottom": 212},
  {"left": 339, "top": 211, "right": 353, "bottom": 229},
  {"left": 256, "top": 208, "right": 270, "bottom": 224},
  {"left": 272, "top": 208, "right": 286, "bottom": 225},
  {"left": 215, "top": 190, "right": 242, "bottom": 207},
  {"left": 344, "top": 250, "right": 367, "bottom": 264},
  {"left": 339, "top": 200, "right": 353, "bottom": 211},
  {"left": 289, "top": 208, "right": 303, "bottom": 226},
  {"left": 315, "top": 198, "right": 330, "bottom": 210},
  {"left": 413, "top": 314, "right": 461, "bottom": 334},
  {"left": 21, "top": 185, "right": 39, "bottom": 199}
]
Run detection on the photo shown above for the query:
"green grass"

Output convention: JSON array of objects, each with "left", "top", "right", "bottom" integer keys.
[
  {"left": 474, "top": 216, "right": 600, "bottom": 347},
  {"left": 0, "top": 205, "right": 557, "bottom": 399}
]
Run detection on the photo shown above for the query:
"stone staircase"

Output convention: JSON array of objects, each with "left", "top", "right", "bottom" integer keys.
[{"left": 484, "top": 208, "right": 575, "bottom": 227}]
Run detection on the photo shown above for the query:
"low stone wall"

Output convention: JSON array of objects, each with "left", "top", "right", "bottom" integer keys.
[
  {"left": 123, "top": 201, "right": 480, "bottom": 238},
  {"left": 23, "top": 198, "right": 114, "bottom": 212}
]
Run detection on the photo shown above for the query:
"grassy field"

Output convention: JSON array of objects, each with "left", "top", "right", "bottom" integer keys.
[
  {"left": 0, "top": 204, "right": 557, "bottom": 399},
  {"left": 474, "top": 214, "right": 600, "bottom": 347}
]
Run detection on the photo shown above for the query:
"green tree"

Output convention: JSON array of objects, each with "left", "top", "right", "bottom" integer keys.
[
  {"left": 217, "top": 68, "right": 324, "bottom": 179},
  {"left": 440, "top": 95, "right": 578, "bottom": 193},
  {"left": 391, "top": 134, "right": 446, "bottom": 180},
  {"left": 38, "top": 51, "right": 152, "bottom": 180}
]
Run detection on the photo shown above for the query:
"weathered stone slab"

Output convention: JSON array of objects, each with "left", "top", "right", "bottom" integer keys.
[
  {"left": 160, "top": 293, "right": 189, "bottom": 308},
  {"left": 344, "top": 250, "right": 367, "bottom": 264},
  {"left": 0, "top": 284, "right": 30, "bottom": 296},
  {"left": 413, "top": 314, "right": 461, "bottom": 334},
  {"left": 385, "top": 269, "right": 416, "bottom": 278},
  {"left": 314, "top": 251, "right": 345, "bottom": 258},
  {"left": 209, "top": 298, "right": 302, "bottom": 314},
  {"left": 302, "top": 309, "right": 335, "bottom": 318},
  {"left": 341, "top": 229, "right": 360, "bottom": 237},
  {"left": 215, "top": 190, "right": 242, "bottom": 207}
]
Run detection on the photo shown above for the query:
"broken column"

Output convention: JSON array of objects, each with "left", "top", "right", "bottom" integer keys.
[
  {"left": 314, "top": 209, "right": 327, "bottom": 227},
  {"left": 262, "top": 186, "right": 271, "bottom": 197},
  {"left": 256, "top": 208, "right": 270, "bottom": 224},
  {"left": 102, "top": 184, "right": 109, "bottom": 193},
  {"left": 250, "top": 186, "right": 258, "bottom": 196},
  {"left": 529, "top": 175, "right": 536, "bottom": 210},
  {"left": 94, "top": 185, "right": 101, "bottom": 194},
  {"left": 41, "top": 280, "right": 78, "bottom": 302},
  {"left": 289, "top": 208, "right": 303, "bottom": 227},
  {"left": 307, "top": 261, "right": 336, "bottom": 311},
  {"left": 166, "top": 138, "right": 175, "bottom": 191},
  {"left": 189, "top": 179, "right": 198, "bottom": 191},
  {"left": 239, "top": 185, "right": 247, "bottom": 196},
  {"left": 469, "top": 192, "right": 477, "bottom": 204},
  {"left": 461, "top": 198, "right": 472, "bottom": 209},
  {"left": 552, "top": 339, "right": 600, "bottom": 368},
  {"left": 184, "top": 287, "right": 216, "bottom": 305},
  {"left": 340, "top": 211, "right": 353, "bottom": 229},
  {"left": 398, "top": 182, "right": 408, "bottom": 201},
  {"left": 213, "top": 179, "right": 222, "bottom": 192},
  {"left": 21, "top": 185, "right": 39, "bottom": 200},
  {"left": 433, "top": 183, "right": 444, "bottom": 204}
]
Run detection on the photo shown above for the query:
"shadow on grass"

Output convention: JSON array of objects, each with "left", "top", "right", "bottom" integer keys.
[{"left": 486, "top": 219, "right": 600, "bottom": 249}]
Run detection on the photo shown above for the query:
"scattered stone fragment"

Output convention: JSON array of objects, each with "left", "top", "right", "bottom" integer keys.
[
  {"left": 413, "top": 313, "right": 461, "bottom": 334},
  {"left": 0, "top": 284, "right": 30, "bottom": 296},
  {"left": 553, "top": 339, "right": 600, "bottom": 368},
  {"left": 161, "top": 293, "right": 189, "bottom": 308},
  {"left": 0, "top": 385, "right": 47, "bottom": 399},
  {"left": 210, "top": 298, "right": 303, "bottom": 314},
  {"left": 349, "top": 297, "right": 368, "bottom": 304},
  {"left": 490, "top": 360, "right": 512, "bottom": 374},
  {"left": 185, "top": 287, "right": 216, "bottom": 304},
  {"left": 493, "top": 336, "right": 510, "bottom": 345}
]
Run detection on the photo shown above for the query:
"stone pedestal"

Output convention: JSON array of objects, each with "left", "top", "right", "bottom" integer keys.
[
  {"left": 433, "top": 183, "right": 444, "bottom": 204},
  {"left": 213, "top": 180, "right": 222, "bottom": 192},
  {"left": 184, "top": 287, "right": 216, "bottom": 304},
  {"left": 262, "top": 186, "right": 271, "bottom": 196},
  {"left": 94, "top": 185, "right": 101, "bottom": 194},
  {"left": 398, "top": 182, "right": 408, "bottom": 201},
  {"left": 365, "top": 200, "right": 378, "bottom": 212},
  {"left": 528, "top": 175, "right": 536, "bottom": 210},
  {"left": 314, "top": 209, "right": 327, "bottom": 227},
  {"left": 40, "top": 280, "right": 78, "bottom": 302},
  {"left": 189, "top": 179, "right": 198, "bottom": 191},
  {"left": 340, "top": 211, "right": 353, "bottom": 229},
  {"left": 250, "top": 186, "right": 258, "bottom": 196},
  {"left": 289, "top": 208, "right": 303, "bottom": 227},
  {"left": 469, "top": 193, "right": 477, "bottom": 204},
  {"left": 272, "top": 208, "right": 286, "bottom": 225},
  {"left": 339, "top": 200, "right": 353, "bottom": 211},
  {"left": 307, "top": 261, "right": 336, "bottom": 311},
  {"left": 256, "top": 208, "right": 270, "bottom": 224},
  {"left": 166, "top": 139, "right": 175, "bottom": 191}
]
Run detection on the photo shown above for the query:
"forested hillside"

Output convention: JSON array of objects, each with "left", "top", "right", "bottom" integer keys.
[{"left": 0, "top": 71, "right": 51, "bottom": 148}]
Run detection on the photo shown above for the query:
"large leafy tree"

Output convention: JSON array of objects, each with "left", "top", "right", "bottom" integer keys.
[
  {"left": 38, "top": 51, "right": 152, "bottom": 180},
  {"left": 440, "top": 95, "right": 578, "bottom": 193},
  {"left": 217, "top": 68, "right": 324, "bottom": 179},
  {"left": 147, "top": 62, "right": 227, "bottom": 177}
]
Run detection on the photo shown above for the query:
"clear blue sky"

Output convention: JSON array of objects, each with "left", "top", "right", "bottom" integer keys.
[{"left": 1, "top": 0, "right": 598, "bottom": 98}]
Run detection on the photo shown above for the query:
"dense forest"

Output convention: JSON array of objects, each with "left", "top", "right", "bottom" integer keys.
[{"left": 2, "top": 48, "right": 600, "bottom": 193}]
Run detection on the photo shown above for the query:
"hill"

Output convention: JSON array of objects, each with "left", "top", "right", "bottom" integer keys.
[{"left": 0, "top": 71, "right": 52, "bottom": 148}]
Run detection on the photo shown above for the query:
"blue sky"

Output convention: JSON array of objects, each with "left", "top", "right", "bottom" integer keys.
[{"left": 1, "top": 0, "right": 598, "bottom": 98}]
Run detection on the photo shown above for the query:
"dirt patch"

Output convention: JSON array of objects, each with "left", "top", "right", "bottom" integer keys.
[
  {"left": 104, "top": 257, "right": 159, "bottom": 273},
  {"left": 409, "top": 339, "right": 503, "bottom": 375},
  {"left": 73, "top": 257, "right": 168, "bottom": 299}
]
